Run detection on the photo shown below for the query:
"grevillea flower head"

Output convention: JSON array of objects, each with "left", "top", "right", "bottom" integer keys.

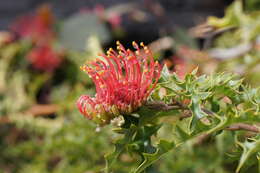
[
  {"left": 10, "top": 4, "right": 54, "bottom": 43},
  {"left": 77, "top": 41, "right": 161, "bottom": 125},
  {"left": 27, "top": 44, "right": 62, "bottom": 72}
]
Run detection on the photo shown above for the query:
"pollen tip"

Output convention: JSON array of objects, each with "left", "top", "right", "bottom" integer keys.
[
  {"left": 140, "top": 42, "right": 144, "bottom": 46},
  {"left": 116, "top": 40, "right": 120, "bottom": 45},
  {"left": 80, "top": 65, "right": 86, "bottom": 71}
]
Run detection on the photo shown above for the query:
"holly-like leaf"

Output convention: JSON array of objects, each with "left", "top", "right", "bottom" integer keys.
[
  {"left": 190, "top": 95, "right": 208, "bottom": 120},
  {"left": 236, "top": 135, "right": 260, "bottom": 173},
  {"left": 132, "top": 140, "right": 175, "bottom": 173},
  {"left": 172, "top": 124, "right": 191, "bottom": 144},
  {"left": 104, "top": 125, "right": 137, "bottom": 173},
  {"left": 159, "top": 65, "right": 171, "bottom": 82}
]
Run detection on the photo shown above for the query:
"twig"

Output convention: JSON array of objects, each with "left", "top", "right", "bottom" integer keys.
[
  {"left": 24, "top": 104, "right": 59, "bottom": 117},
  {"left": 145, "top": 101, "right": 180, "bottom": 111},
  {"left": 189, "top": 24, "right": 235, "bottom": 49},
  {"left": 190, "top": 25, "right": 235, "bottom": 39},
  {"left": 208, "top": 43, "right": 252, "bottom": 59},
  {"left": 0, "top": 104, "right": 59, "bottom": 124},
  {"left": 226, "top": 123, "right": 259, "bottom": 133}
]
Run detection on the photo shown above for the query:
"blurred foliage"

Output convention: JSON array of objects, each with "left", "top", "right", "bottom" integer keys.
[
  {"left": 59, "top": 13, "right": 111, "bottom": 51},
  {"left": 206, "top": 0, "right": 260, "bottom": 86}
]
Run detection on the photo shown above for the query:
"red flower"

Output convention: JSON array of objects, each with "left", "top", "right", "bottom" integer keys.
[
  {"left": 10, "top": 5, "right": 54, "bottom": 43},
  {"left": 0, "top": 31, "right": 14, "bottom": 46},
  {"left": 77, "top": 41, "right": 161, "bottom": 125},
  {"left": 27, "top": 44, "right": 62, "bottom": 72}
]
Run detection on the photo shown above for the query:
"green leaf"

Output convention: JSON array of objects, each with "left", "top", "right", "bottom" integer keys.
[
  {"left": 190, "top": 95, "right": 208, "bottom": 120},
  {"left": 104, "top": 143, "right": 126, "bottom": 173},
  {"left": 172, "top": 124, "right": 191, "bottom": 144},
  {"left": 132, "top": 140, "right": 175, "bottom": 173},
  {"left": 104, "top": 125, "right": 137, "bottom": 173},
  {"left": 236, "top": 135, "right": 260, "bottom": 173},
  {"left": 160, "top": 65, "right": 171, "bottom": 82}
]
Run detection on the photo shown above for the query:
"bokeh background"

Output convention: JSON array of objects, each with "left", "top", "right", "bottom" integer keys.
[{"left": 0, "top": 0, "right": 259, "bottom": 173}]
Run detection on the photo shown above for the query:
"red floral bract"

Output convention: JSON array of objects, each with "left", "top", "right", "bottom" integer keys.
[
  {"left": 10, "top": 5, "right": 54, "bottom": 43},
  {"left": 27, "top": 44, "right": 62, "bottom": 72},
  {"left": 77, "top": 41, "right": 161, "bottom": 125}
]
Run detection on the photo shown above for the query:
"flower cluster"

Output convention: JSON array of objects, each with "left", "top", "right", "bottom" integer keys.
[
  {"left": 10, "top": 4, "right": 54, "bottom": 43},
  {"left": 27, "top": 44, "right": 62, "bottom": 72},
  {"left": 77, "top": 41, "right": 161, "bottom": 125},
  {"left": 10, "top": 5, "right": 62, "bottom": 72}
]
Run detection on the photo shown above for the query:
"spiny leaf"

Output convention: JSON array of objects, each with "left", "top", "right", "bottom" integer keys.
[
  {"left": 236, "top": 135, "right": 260, "bottom": 173},
  {"left": 160, "top": 65, "right": 171, "bottom": 82},
  {"left": 172, "top": 124, "right": 191, "bottom": 144},
  {"left": 190, "top": 96, "right": 208, "bottom": 120},
  {"left": 104, "top": 125, "right": 137, "bottom": 173},
  {"left": 132, "top": 140, "right": 175, "bottom": 173}
]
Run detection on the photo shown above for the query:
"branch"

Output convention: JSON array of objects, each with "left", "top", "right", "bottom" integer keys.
[
  {"left": 208, "top": 43, "right": 252, "bottom": 60},
  {"left": 145, "top": 101, "right": 180, "bottom": 111},
  {"left": 226, "top": 123, "right": 259, "bottom": 133},
  {"left": 24, "top": 104, "right": 59, "bottom": 117},
  {"left": 0, "top": 104, "right": 59, "bottom": 124},
  {"left": 189, "top": 24, "right": 235, "bottom": 39}
]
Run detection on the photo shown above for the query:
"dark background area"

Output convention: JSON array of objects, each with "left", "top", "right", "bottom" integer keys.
[{"left": 0, "top": 0, "right": 233, "bottom": 29}]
